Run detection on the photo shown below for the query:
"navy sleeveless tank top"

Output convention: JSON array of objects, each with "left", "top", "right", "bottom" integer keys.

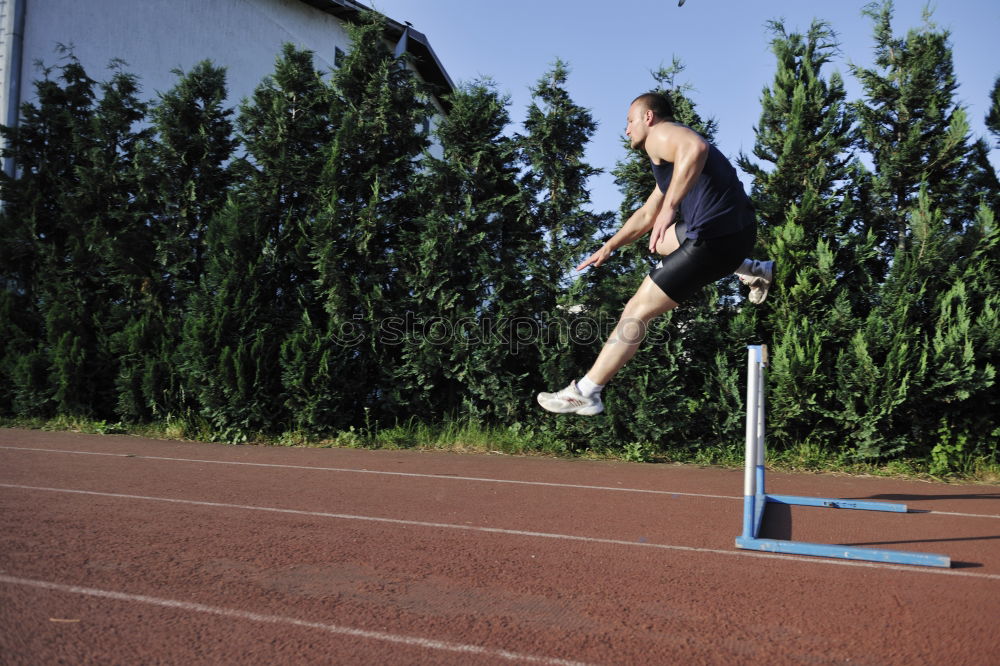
[{"left": 650, "top": 142, "right": 753, "bottom": 239}]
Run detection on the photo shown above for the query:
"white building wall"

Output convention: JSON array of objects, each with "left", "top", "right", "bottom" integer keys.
[
  {"left": 2, "top": 0, "right": 448, "bottom": 169},
  {"left": 0, "top": 2, "right": 10, "bottom": 116},
  {"left": 15, "top": 0, "right": 354, "bottom": 110},
  {"left": 1, "top": 0, "right": 22, "bottom": 129}
]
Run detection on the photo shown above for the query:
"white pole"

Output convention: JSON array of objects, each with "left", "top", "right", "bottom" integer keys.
[
  {"left": 742, "top": 346, "right": 759, "bottom": 537},
  {"left": 755, "top": 345, "right": 767, "bottom": 495}
]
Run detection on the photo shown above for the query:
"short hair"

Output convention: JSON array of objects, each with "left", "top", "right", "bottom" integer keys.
[{"left": 632, "top": 92, "right": 675, "bottom": 121}]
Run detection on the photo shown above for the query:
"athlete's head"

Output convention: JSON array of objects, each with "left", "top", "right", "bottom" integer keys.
[{"left": 626, "top": 92, "right": 675, "bottom": 150}]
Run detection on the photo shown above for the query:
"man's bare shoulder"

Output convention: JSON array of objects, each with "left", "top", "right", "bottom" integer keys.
[{"left": 647, "top": 122, "right": 707, "bottom": 162}]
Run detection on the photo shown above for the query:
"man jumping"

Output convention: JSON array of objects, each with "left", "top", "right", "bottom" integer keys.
[{"left": 537, "top": 92, "right": 773, "bottom": 416}]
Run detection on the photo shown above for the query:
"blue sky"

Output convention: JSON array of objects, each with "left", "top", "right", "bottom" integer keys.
[{"left": 371, "top": 0, "right": 999, "bottom": 216}]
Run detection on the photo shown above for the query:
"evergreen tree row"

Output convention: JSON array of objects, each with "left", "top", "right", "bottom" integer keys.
[{"left": 1, "top": 6, "right": 997, "bottom": 470}]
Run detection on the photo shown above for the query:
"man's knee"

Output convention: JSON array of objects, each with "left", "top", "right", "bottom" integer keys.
[
  {"left": 619, "top": 300, "right": 664, "bottom": 333},
  {"left": 621, "top": 294, "right": 652, "bottom": 322},
  {"left": 626, "top": 281, "right": 676, "bottom": 320}
]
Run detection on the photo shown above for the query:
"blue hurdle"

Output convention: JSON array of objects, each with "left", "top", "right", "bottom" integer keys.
[{"left": 734, "top": 344, "right": 951, "bottom": 568}]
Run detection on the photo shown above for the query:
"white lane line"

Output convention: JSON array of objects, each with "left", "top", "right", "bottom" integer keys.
[
  {"left": 0, "top": 574, "right": 588, "bottom": 665},
  {"left": 0, "top": 445, "right": 739, "bottom": 499},
  {"left": 3, "top": 445, "right": 999, "bottom": 520},
  {"left": 2, "top": 482, "right": 1000, "bottom": 581},
  {"left": 922, "top": 510, "right": 1000, "bottom": 519}
]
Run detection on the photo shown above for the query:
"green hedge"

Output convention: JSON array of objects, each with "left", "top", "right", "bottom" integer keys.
[{"left": 1, "top": 8, "right": 998, "bottom": 471}]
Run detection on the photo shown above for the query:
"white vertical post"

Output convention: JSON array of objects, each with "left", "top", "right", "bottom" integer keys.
[
  {"left": 755, "top": 345, "right": 767, "bottom": 496},
  {"left": 742, "top": 346, "right": 760, "bottom": 538}
]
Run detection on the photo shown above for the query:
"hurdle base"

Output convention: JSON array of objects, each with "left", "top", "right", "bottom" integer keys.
[
  {"left": 735, "top": 535, "right": 951, "bottom": 568},
  {"left": 739, "top": 493, "right": 951, "bottom": 568},
  {"left": 738, "top": 344, "right": 952, "bottom": 568},
  {"left": 766, "top": 494, "right": 908, "bottom": 513}
]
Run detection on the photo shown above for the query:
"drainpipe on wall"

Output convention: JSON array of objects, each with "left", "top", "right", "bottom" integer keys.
[{"left": 3, "top": 0, "right": 26, "bottom": 179}]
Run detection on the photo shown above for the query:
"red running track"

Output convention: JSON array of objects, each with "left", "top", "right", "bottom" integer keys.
[{"left": 1, "top": 428, "right": 998, "bottom": 664}]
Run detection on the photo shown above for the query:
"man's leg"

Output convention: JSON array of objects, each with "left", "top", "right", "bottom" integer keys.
[
  {"left": 585, "top": 224, "right": 682, "bottom": 384},
  {"left": 584, "top": 276, "right": 677, "bottom": 385},
  {"left": 537, "top": 225, "right": 683, "bottom": 415},
  {"left": 537, "top": 276, "right": 678, "bottom": 414},
  {"left": 578, "top": 223, "right": 683, "bottom": 384}
]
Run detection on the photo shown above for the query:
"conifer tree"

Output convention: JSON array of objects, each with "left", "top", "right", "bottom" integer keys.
[
  {"left": 835, "top": 2, "right": 1000, "bottom": 460},
  {"left": 182, "top": 44, "right": 331, "bottom": 439},
  {"left": 520, "top": 60, "right": 607, "bottom": 304},
  {"left": 913, "top": 200, "right": 999, "bottom": 469},
  {"left": 519, "top": 60, "right": 612, "bottom": 390},
  {"left": 517, "top": 60, "right": 619, "bottom": 449},
  {"left": 85, "top": 61, "right": 156, "bottom": 419},
  {"left": 736, "top": 19, "right": 862, "bottom": 447},
  {"left": 852, "top": 1, "right": 983, "bottom": 253},
  {"left": 832, "top": 190, "right": 999, "bottom": 461},
  {"left": 150, "top": 61, "right": 236, "bottom": 306},
  {"left": 280, "top": 12, "right": 431, "bottom": 433},
  {"left": 1, "top": 54, "right": 150, "bottom": 418},
  {"left": 114, "top": 61, "right": 236, "bottom": 422},
  {"left": 0, "top": 55, "right": 96, "bottom": 416},
  {"left": 392, "top": 79, "right": 530, "bottom": 420}
]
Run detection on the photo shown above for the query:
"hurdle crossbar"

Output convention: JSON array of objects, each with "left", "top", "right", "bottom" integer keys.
[{"left": 734, "top": 344, "right": 951, "bottom": 568}]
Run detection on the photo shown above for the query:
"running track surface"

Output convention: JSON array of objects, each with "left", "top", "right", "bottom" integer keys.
[{"left": 2, "top": 429, "right": 998, "bottom": 665}]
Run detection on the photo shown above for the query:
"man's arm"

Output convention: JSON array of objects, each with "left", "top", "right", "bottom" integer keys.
[
  {"left": 647, "top": 124, "right": 708, "bottom": 253},
  {"left": 576, "top": 185, "right": 665, "bottom": 271}
]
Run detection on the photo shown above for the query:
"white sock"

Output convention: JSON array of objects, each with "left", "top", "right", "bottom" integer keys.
[
  {"left": 734, "top": 258, "right": 755, "bottom": 278},
  {"left": 577, "top": 375, "right": 604, "bottom": 398}
]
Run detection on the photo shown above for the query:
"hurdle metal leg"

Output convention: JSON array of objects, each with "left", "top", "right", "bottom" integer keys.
[{"left": 734, "top": 344, "right": 951, "bottom": 568}]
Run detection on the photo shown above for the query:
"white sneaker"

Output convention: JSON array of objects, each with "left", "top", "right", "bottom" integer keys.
[
  {"left": 537, "top": 380, "right": 604, "bottom": 415},
  {"left": 739, "top": 260, "right": 774, "bottom": 304}
]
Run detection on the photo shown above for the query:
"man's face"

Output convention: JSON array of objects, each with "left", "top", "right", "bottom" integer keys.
[{"left": 625, "top": 102, "right": 650, "bottom": 150}]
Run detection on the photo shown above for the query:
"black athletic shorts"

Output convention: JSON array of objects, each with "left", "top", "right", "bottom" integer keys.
[{"left": 649, "top": 217, "right": 756, "bottom": 302}]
